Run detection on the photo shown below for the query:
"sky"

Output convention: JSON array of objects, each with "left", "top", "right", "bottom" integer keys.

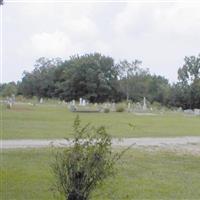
[{"left": 1, "top": 0, "right": 200, "bottom": 83}]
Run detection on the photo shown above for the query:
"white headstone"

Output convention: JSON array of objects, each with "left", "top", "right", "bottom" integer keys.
[
  {"left": 184, "top": 109, "right": 194, "bottom": 115},
  {"left": 143, "top": 97, "right": 147, "bottom": 111},
  {"left": 112, "top": 102, "right": 115, "bottom": 109},
  {"left": 194, "top": 109, "right": 200, "bottom": 116},
  {"left": 72, "top": 100, "right": 75, "bottom": 106},
  {"left": 127, "top": 102, "right": 131, "bottom": 112},
  {"left": 82, "top": 99, "right": 86, "bottom": 106},
  {"left": 11, "top": 94, "right": 15, "bottom": 103},
  {"left": 40, "top": 98, "right": 43, "bottom": 104},
  {"left": 79, "top": 98, "right": 82, "bottom": 106}
]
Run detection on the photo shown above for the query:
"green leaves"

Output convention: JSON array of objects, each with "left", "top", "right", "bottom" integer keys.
[{"left": 52, "top": 116, "right": 120, "bottom": 200}]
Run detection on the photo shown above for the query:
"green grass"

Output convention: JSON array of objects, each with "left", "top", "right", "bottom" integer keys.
[
  {"left": 1, "top": 103, "right": 200, "bottom": 139},
  {"left": 1, "top": 148, "right": 200, "bottom": 199}
]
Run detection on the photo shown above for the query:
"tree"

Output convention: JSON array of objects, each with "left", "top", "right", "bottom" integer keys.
[
  {"left": 19, "top": 57, "right": 63, "bottom": 98},
  {"left": 0, "top": 82, "right": 17, "bottom": 97},
  {"left": 177, "top": 54, "right": 200, "bottom": 108},
  {"left": 52, "top": 116, "right": 122, "bottom": 200},
  {"left": 178, "top": 55, "right": 200, "bottom": 83},
  {"left": 58, "top": 53, "right": 120, "bottom": 102},
  {"left": 117, "top": 59, "right": 143, "bottom": 101}
]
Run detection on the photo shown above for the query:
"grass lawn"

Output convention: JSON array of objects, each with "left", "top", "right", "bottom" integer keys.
[
  {"left": 1, "top": 103, "right": 200, "bottom": 139},
  {"left": 1, "top": 148, "right": 200, "bottom": 199}
]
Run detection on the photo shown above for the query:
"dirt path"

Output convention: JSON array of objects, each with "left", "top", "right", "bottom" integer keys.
[{"left": 2, "top": 136, "right": 200, "bottom": 154}]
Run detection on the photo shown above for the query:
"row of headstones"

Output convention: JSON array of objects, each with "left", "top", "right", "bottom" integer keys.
[
  {"left": 183, "top": 108, "right": 200, "bottom": 116},
  {"left": 67, "top": 97, "right": 148, "bottom": 112},
  {"left": 68, "top": 98, "right": 89, "bottom": 106}
]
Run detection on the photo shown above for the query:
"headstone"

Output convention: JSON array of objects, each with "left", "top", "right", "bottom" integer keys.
[
  {"left": 184, "top": 109, "right": 194, "bottom": 115},
  {"left": 11, "top": 94, "right": 15, "bottom": 103},
  {"left": 82, "top": 99, "right": 86, "bottom": 106},
  {"left": 135, "top": 102, "right": 142, "bottom": 110},
  {"left": 5, "top": 96, "right": 13, "bottom": 109},
  {"left": 72, "top": 100, "right": 75, "bottom": 106},
  {"left": 79, "top": 98, "right": 82, "bottom": 106},
  {"left": 194, "top": 109, "right": 200, "bottom": 116},
  {"left": 111, "top": 102, "right": 116, "bottom": 111},
  {"left": 142, "top": 97, "right": 147, "bottom": 111},
  {"left": 177, "top": 107, "right": 183, "bottom": 112},
  {"left": 127, "top": 102, "right": 131, "bottom": 112},
  {"left": 104, "top": 103, "right": 108, "bottom": 109},
  {"left": 40, "top": 98, "right": 43, "bottom": 104},
  {"left": 69, "top": 104, "right": 77, "bottom": 112}
]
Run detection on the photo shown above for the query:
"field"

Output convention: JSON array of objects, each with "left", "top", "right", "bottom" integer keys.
[
  {"left": 1, "top": 103, "right": 200, "bottom": 139},
  {"left": 1, "top": 102, "right": 200, "bottom": 199},
  {"left": 1, "top": 148, "right": 200, "bottom": 200}
]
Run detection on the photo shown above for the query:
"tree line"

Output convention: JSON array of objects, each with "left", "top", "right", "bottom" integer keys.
[{"left": 1, "top": 53, "right": 200, "bottom": 109}]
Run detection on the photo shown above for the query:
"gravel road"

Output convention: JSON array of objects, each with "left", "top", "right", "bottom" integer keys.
[{"left": 2, "top": 137, "right": 200, "bottom": 154}]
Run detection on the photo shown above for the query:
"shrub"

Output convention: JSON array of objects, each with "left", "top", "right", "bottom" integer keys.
[
  {"left": 52, "top": 116, "right": 122, "bottom": 200},
  {"left": 103, "top": 108, "right": 110, "bottom": 113},
  {"left": 116, "top": 104, "right": 125, "bottom": 112}
]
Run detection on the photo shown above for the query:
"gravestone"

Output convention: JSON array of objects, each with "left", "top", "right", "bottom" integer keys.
[
  {"left": 82, "top": 99, "right": 86, "bottom": 106},
  {"left": 177, "top": 107, "right": 183, "bottom": 112},
  {"left": 6, "top": 97, "right": 13, "bottom": 109},
  {"left": 142, "top": 97, "right": 147, "bottom": 111},
  {"left": 135, "top": 102, "right": 142, "bottom": 110},
  {"left": 79, "top": 98, "right": 82, "bottom": 106},
  {"left": 11, "top": 94, "right": 15, "bottom": 103},
  {"left": 184, "top": 109, "right": 194, "bottom": 115},
  {"left": 40, "top": 98, "right": 43, "bottom": 104},
  {"left": 127, "top": 102, "right": 131, "bottom": 112},
  {"left": 194, "top": 109, "right": 200, "bottom": 116},
  {"left": 111, "top": 102, "right": 116, "bottom": 111}
]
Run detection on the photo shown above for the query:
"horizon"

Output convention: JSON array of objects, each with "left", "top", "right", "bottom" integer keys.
[{"left": 1, "top": 1, "right": 200, "bottom": 83}]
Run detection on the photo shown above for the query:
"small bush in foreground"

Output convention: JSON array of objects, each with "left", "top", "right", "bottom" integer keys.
[{"left": 52, "top": 116, "right": 124, "bottom": 200}]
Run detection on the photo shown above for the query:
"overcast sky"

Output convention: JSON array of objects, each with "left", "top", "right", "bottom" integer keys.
[{"left": 1, "top": 0, "right": 200, "bottom": 83}]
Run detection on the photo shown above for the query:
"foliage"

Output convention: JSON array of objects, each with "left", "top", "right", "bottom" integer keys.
[
  {"left": 171, "top": 54, "right": 200, "bottom": 109},
  {"left": 116, "top": 104, "right": 125, "bottom": 112},
  {"left": 5, "top": 52, "right": 200, "bottom": 109},
  {"left": 0, "top": 82, "right": 18, "bottom": 97},
  {"left": 18, "top": 57, "right": 63, "bottom": 98},
  {"left": 103, "top": 108, "right": 110, "bottom": 113},
  {"left": 52, "top": 116, "right": 121, "bottom": 200}
]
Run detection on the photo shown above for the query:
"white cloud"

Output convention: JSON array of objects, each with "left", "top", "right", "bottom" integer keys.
[
  {"left": 3, "top": 2, "right": 200, "bottom": 83},
  {"left": 30, "top": 31, "right": 71, "bottom": 57},
  {"left": 63, "top": 17, "right": 98, "bottom": 42}
]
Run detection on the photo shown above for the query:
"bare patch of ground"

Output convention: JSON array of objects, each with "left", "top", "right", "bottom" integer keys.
[{"left": 2, "top": 137, "right": 200, "bottom": 155}]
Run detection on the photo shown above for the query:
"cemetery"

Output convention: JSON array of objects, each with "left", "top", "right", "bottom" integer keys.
[
  {"left": 1, "top": 2, "right": 200, "bottom": 199},
  {"left": 1, "top": 82, "right": 200, "bottom": 199},
  {"left": 1, "top": 98, "right": 200, "bottom": 140}
]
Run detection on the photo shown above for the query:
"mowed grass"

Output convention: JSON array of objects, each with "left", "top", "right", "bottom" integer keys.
[
  {"left": 1, "top": 103, "right": 200, "bottom": 139},
  {"left": 1, "top": 148, "right": 200, "bottom": 199}
]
